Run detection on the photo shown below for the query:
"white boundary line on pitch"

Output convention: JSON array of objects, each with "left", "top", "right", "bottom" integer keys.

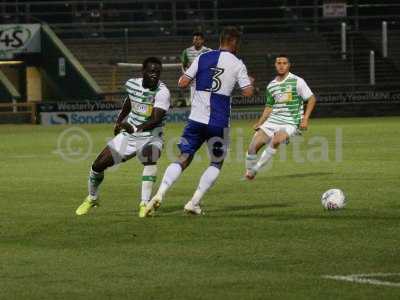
[{"left": 322, "top": 273, "right": 400, "bottom": 288}]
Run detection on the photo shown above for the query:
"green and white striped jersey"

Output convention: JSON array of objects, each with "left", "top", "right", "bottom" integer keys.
[
  {"left": 181, "top": 46, "right": 211, "bottom": 68},
  {"left": 125, "top": 78, "right": 170, "bottom": 136},
  {"left": 265, "top": 72, "right": 313, "bottom": 126}
]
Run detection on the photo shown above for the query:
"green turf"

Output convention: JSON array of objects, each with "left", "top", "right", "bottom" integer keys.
[{"left": 1, "top": 117, "right": 400, "bottom": 299}]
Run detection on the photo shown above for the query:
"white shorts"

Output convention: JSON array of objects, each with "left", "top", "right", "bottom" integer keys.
[
  {"left": 107, "top": 132, "right": 163, "bottom": 161},
  {"left": 259, "top": 121, "right": 298, "bottom": 138}
]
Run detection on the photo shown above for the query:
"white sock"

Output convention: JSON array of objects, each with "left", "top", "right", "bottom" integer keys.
[
  {"left": 141, "top": 165, "right": 157, "bottom": 204},
  {"left": 190, "top": 165, "right": 220, "bottom": 207},
  {"left": 253, "top": 146, "right": 277, "bottom": 172},
  {"left": 156, "top": 163, "right": 182, "bottom": 200},
  {"left": 245, "top": 152, "right": 258, "bottom": 170},
  {"left": 88, "top": 168, "right": 104, "bottom": 200}
]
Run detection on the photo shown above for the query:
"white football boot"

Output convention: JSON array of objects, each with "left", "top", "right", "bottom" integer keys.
[{"left": 184, "top": 201, "right": 203, "bottom": 215}]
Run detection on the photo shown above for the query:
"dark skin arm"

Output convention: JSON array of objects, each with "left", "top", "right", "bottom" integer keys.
[
  {"left": 116, "top": 107, "right": 167, "bottom": 135},
  {"left": 137, "top": 107, "right": 167, "bottom": 132},
  {"left": 114, "top": 97, "right": 132, "bottom": 135}
]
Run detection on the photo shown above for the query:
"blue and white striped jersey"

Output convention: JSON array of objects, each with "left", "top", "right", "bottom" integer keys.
[{"left": 184, "top": 50, "right": 251, "bottom": 127}]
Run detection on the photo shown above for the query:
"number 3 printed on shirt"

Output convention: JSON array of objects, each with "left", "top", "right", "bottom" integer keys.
[{"left": 207, "top": 67, "right": 224, "bottom": 92}]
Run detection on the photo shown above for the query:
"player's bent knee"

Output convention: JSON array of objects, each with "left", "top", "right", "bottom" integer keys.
[
  {"left": 247, "top": 142, "right": 258, "bottom": 155},
  {"left": 176, "top": 153, "right": 193, "bottom": 170},
  {"left": 271, "top": 138, "right": 282, "bottom": 148},
  {"left": 92, "top": 159, "right": 111, "bottom": 173},
  {"left": 92, "top": 148, "right": 116, "bottom": 172},
  {"left": 249, "top": 132, "right": 268, "bottom": 154},
  {"left": 138, "top": 144, "right": 161, "bottom": 165},
  {"left": 253, "top": 140, "right": 266, "bottom": 154},
  {"left": 208, "top": 139, "right": 228, "bottom": 162},
  {"left": 91, "top": 162, "right": 103, "bottom": 173},
  {"left": 272, "top": 134, "right": 288, "bottom": 148}
]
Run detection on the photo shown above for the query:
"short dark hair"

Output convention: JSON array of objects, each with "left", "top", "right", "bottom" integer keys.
[
  {"left": 219, "top": 26, "right": 241, "bottom": 44},
  {"left": 142, "top": 57, "right": 162, "bottom": 70},
  {"left": 192, "top": 31, "right": 205, "bottom": 38},
  {"left": 275, "top": 54, "right": 290, "bottom": 63}
]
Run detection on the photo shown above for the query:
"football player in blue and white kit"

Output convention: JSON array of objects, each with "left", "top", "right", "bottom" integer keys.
[{"left": 145, "top": 27, "right": 254, "bottom": 216}]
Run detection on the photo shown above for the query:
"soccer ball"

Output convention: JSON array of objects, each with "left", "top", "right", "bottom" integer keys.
[{"left": 321, "top": 189, "right": 346, "bottom": 210}]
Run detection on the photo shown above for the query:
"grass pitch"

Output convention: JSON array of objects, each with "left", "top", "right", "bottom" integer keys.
[{"left": 1, "top": 117, "right": 400, "bottom": 299}]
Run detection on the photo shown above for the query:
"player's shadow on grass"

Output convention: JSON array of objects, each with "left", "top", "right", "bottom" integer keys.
[
  {"left": 266, "top": 171, "right": 334, "bottom": 179},
  {"left": 212, "top": 203, "right": 290, "bottom": 213},
  {"left": 159, "top": 203, "right": 290, "bottom": 215},
  {"left": 161, "top": 205, "right": 188, "bottom": 214}
]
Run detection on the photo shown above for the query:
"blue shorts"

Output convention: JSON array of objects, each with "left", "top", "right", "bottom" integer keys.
[{"left": 178, "top": 119, "right": 229, "bottom": 161}]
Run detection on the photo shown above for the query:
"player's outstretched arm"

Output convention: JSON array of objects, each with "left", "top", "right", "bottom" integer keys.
[
  {"left": 114, "top": 97, "right": 132, "bottom": 135},
  {"left": 253, "top": 107, "right": 272, "bottom": 130},
  {"left": 178, "top": 75, "right": 192, "bottom": 89},
  {"left": 179, "top": 55, "right": 198, "bottom": 88},
  {"left": 300, "top": 95, "right": 317, "bottom": 130},
  {"left": 241, "top": 76, "right": 255, "bottom": 97},
  {"left": 241, "top": 85, "right": 254, "bottom": 97}
]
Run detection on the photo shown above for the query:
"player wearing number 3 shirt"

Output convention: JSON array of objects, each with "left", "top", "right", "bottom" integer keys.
[{"left": 144, "top": 26, "right": 254, "bottom": 216}]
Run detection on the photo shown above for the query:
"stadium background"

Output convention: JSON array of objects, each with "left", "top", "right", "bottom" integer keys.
[
  {"left": 1, "top": 1, "right": 400, "bottom": 299},
  {"left": 0, "top": 0, "right": 400, "bottom": 122}
]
